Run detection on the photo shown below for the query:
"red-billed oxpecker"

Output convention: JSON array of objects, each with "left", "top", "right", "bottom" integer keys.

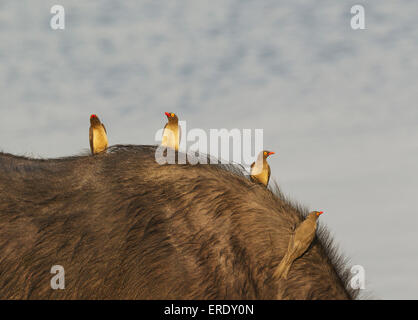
[
  {"left": 162, "top": 112, "right": 180, "bottom": 151},
  {"left": 89, "top": 114, "right": 108, "bottom": 155},
  {"left": 274, "top": 211, "right": 324, "bottom": 280},
  {"left": 250, "top": 150, "right": 275, "bottom": 187}
]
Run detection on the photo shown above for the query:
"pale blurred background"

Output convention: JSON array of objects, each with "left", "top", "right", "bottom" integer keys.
[{"left": 0, "top": 0, "right": 417, "bottom": 299}]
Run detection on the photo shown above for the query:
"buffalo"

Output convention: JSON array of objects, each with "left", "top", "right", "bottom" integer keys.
[{"left": 0, "top": 145, "right": 358, "bottom": 299}]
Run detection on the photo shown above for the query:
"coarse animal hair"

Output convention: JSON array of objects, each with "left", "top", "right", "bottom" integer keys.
[{"left": 0, "top": 145, "right": 359, "bottom": 299}]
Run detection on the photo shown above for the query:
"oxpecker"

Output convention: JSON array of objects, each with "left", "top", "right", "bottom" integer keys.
[
  {"left": 274, "top": 211, "right": 324, "bottom": 280},
  {"left": 250, "top": 150, "right": 275, "bottom": 186},
  {"left": 89, "top": 114, "right": 108, "bottom": 155},
  {"left": 162, "top": 112, "right": 180, "bottom": 151}
]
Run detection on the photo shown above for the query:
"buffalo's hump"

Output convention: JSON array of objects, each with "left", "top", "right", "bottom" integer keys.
[{"left": 0, "top": 145, "right": 358, "bottom": 299}]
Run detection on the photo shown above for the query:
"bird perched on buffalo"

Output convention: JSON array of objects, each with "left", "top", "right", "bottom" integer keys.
[
  {"left": 162, "top": 112, "right": 180, "bottom": 151},
  {"left": 274, "top": 211, "right": 324, "bottom": 280},
  {"left": 250, "top": 150, "right": 275, "bottom": 187},
  {"left": 89, "top": 114, "right": 108, "bottom": 155}
]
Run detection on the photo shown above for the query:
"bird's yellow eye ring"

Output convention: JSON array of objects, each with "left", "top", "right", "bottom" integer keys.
[
  {"left": 171, "top": 113, "right": 174, "bottom": 117},
  {"left": 264, "top": 151, "right": 267, "bottom": 156}
]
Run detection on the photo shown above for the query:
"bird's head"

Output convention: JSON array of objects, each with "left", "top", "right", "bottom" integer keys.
[
  {"left": 310, "top": 211, "right": 324, "bottom": 219},
  {"left": 90, "top": 114, "right": 101, "bottom": 125},
  {"left": 262, "top": 150, "right": 275, "bottom": 159},
  {"left": 165, "top": 112, "right": 178, "bottom": 123}
]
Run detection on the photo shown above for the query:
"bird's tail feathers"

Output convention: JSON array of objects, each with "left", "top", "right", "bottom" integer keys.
[{"left": 274, "top": 255, "right": 293, "bottom": 280}]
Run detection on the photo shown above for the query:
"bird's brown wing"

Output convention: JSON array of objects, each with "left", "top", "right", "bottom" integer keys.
[
  {"left": 295, "top": 219, "right": 317, "bottom": 241},
  {"left": 162, "top": 123, "right": 168, "bottom": 137},
  {"left": 267, "top": 164, "right": 271, "bottom": 183},
  {"left": 291, "top": 220, "right": 317, "bottom": 257},
  {"left": 89, "top": 126, "right": 94, "bottom": 154},
  {"left": 162, "top": 123, "right": 168, "bottom": 145},
  {"left": 101, "top": 123, "right": 107, "bottom": 134},
  {"left": 250, "top": 162, "right": 256, "bottom": 178},
  {"left": 287, "top": 233, "right": 295, "bottom": 252}
]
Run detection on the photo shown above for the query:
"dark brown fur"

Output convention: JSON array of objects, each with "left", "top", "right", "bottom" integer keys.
[{"left": 0, "top": 145, "right": 358, "bottom": 299}]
